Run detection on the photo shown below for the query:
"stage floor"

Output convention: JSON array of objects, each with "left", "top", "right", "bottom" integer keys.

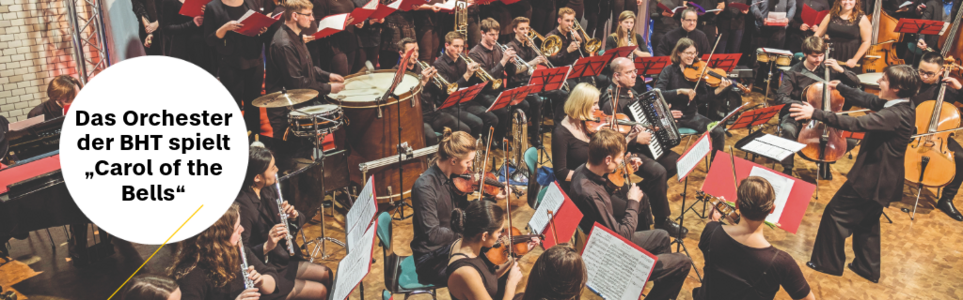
[{"left": 3, "top": 92, "right": 963, "bottom": 300}]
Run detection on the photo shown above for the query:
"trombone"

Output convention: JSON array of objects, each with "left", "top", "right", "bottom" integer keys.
[
  {"left": 573, "top": 22, "right": 601, "bottom": 54},
  {"left": 523, "top": 30, "right": 569, "bottom": 91},
  {"left": 417, "top": 61, "right": 458, "bottom": 94},
  {"left": 459, "top": 54, "right": 503, "bottom": 89},
  {"left": 496, "top": 41, "right": 534, "bottom": 75}
]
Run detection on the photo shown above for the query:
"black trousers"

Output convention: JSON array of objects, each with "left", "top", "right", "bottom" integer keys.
[
  {"left": 475, "top": 93, "right": 511, "bottom": 139},
  {"left": 941, "top": 138, "right": 963, "bottom": 200},
  {"left": 810, "top": 182, "right": 883, "bottom": 281},
  {"left": 633, "top": 148, "right": 681, "bottom": 226},
  {"left": 219, "top": 64, "right": 264, "bottom": 134},
  {"left": 448, "top": 102, "right": 500, "bottom": 137},
  {"left": 424, "top": 110, "right": 472, "bottom": 136},
  {"left": 629, "top": 229, "right": 692, "bottom": 300}
]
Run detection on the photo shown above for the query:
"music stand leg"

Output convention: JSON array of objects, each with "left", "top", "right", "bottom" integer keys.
[
  {"left": 672, "top": 175, "right": 703, "bottom": 282},
  {"left": 881, "top": 211, "right": 893, "bottom": 224},
  {"left": 764, "top": 61, "right": 775, "bottom": 101}
]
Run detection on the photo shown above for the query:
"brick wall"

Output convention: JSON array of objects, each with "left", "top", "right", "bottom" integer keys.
[{"left": 0, "top": 0, "right": 101, "bottom": 121}]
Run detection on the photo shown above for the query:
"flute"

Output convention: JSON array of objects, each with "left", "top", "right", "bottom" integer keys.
[
  {"left": 239, "top": 242, "right": 255, "bottom": 289},
  {"left": 275, "top": 175, "right": 296, "bottom": 256}
]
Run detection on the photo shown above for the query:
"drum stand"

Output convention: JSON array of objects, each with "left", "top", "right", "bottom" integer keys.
[
  {"left": 763, "top": 59, "right": 776, "bottom": 101},
  {"left": 294, "top": 108, "right": 345, "bottom": 261}
]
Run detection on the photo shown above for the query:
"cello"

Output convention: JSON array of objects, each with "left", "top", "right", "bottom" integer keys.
[
  {"left": 861, "top": 0, "right": 902, "bottom": 73},
  {"left": 797, "top": 41, "right": 848, "bottom": 163},
  {"left": 904, "top": 64, "right": 961, "bottom": 187},
  {"left": 938, "top": 3, "right": 963, "bottom": 81}
]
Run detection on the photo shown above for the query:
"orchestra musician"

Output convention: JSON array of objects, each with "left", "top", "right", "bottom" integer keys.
[
  {"left": 516, "top": 245, "right": 587, "bottom": 300},
  {"left": 902, "top": 0, "right": 944, "bottom": 66},
  {"left": 605, "top": 11, "right": 652, "bottom": 59},
  {"left": 654, "top": 8, "right": 709, "bottom": 57},
  {"left": 546, "top": 7, "right": 587, "bottom": 68},
  {"left": 264, "top": 0, "right": 345, "bottom": 143},
  {"left": 120, "top": 275, "right": 181, "bottom": 300},
  {"left": 169, "top": 203, "right": 280, "bottom": 300},
  {"left": 235, "top": 145, "right": 334, "bottom": 300},
  {"left": 433, "top": 31, "right": 502, "bottom": 139},
  {"left": 774, "top": 36, "right": 859, "bottom": 177},
  {"left": 696, "top": 177, "right": 815, "bottom": 300},
  {"left": 750, "top": 0, "right": 795, "bottom": 51},
  {"left": 470, "top": 18, "right": 517, "bottom": 142},
  {"left": 790, "top": 65, "right": 920, "bottom": 283},
  {"left": 910, "top": 52, "right": 963, "bottom": 221},
  {"left": 308, "top": 0, "right": 364, "bottom": 75},
  {"left": 504, "top": 17, "right": 549, "bottom": 144},
  {"left": 813, "top": 0, "right": 871, "bottom": 70},
  {"left": 393, "top": 37, "right": 474, "bottom": 145},
  {"left": 656, "top": 37, "right": 729, "bottom": 159},
  {"left": 649, "top": 0, "right": 684, "bottom": 54},
  {"left": 717, "top": 0, "right": 751, "bottom": 54},
  {"left": 601, "top": 57, "right": 688, "bottom": 237},
  {"left": 568, "top": 128, "right": 691, "bottom": 300},
  {"left": 28, "top": 75, "right": 82, "bottom": 120},
  {"left": 786, "top": 0, "right": 829, "bottom": 53}
]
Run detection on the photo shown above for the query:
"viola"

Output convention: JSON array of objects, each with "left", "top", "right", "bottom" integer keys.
[
  {"left": 453, "top": 172, "right": 503, "bottom": 196},
  {"left": 938, "top": 3, "right": 963, "bottom": 81},
  {"left": 797, "top": 40, "right": 848, "bottom": 163},
  {"left": 585, "top": 110, "right": 634, "bottom": 134},
  {"left": 485, "top": 227, "right": 544, "bottom": 265},
  {"left": 683, "top": 61, "right": 751, "bottom": 94},
  {"left": 606, "top": 153, "right": 639, "bottom": 190}
]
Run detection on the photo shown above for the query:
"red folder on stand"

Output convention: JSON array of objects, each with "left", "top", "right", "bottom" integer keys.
[
  {"left": 528, "top": 66, "right": 571, "bottom": 92},
  {"left": 701, "top": 150, "right": 815, "bottom": 234},
  {"left": 534, "top": 182, "right": 584, "bottom": 248},
  {"left": 606, "top": 46, "right": 638, "bottom": 58},
  {"left": 235, "top": 10, "right": 279, "bottom": 36},
  {"left": 438, "top": 82, "right": 487, "bottom": 110},
  {"left": 566, "top": 54, "right": 613, "bottom": 80},
  {"left": 179, "top": 0, "right": 213, "bottom": 17},
  {"left": 728, "top": 104, "right": 785, "bottom": 130}
]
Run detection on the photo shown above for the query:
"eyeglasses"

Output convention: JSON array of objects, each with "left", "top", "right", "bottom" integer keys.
[
  {"left": 683, "top": 19, "right": 698, "bottom": 22},
  {"left": 295, "top": 12, "right": 313, "bottom": 17},
  {"left": 682, "top": 51, "right": 698, "bottom": 56},
  {"left": 919, "top": 70, "right": 939, "bottom": 77}
]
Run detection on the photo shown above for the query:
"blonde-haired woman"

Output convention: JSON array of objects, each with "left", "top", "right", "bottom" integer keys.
[{"left": 605, "top": 11, "right": 651, "bottom": 58}]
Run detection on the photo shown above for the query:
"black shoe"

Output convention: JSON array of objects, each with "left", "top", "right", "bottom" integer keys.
[
  {"left": 936, "top": 197, "right": 963, "bottom": 221},
  {"left": 781, "top": 166, "right": 793, "bottom": 176},
  {"left": 806, "top": 261, "right": 842, "bottom": 276},
  {"left": 848, "top": 263, "right": 879, "bottom": 283},
  {"left": 658, "top": 219, "right": 689, "bottom": 238}
]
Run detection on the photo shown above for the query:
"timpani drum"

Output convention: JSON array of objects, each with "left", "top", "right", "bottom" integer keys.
[
  {"left": 858, "top": 72, "right": 883, "bottom": 96},
  {"left": 326, "top": 70, "right": 427, "bottom": 203}
]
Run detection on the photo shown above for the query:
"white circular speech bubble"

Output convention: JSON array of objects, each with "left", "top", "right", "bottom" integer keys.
[{"left": 60, "top": 56, "right": 248, "bottom": 245}]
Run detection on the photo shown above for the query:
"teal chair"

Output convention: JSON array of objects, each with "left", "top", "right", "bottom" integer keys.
[
  {"left": 383, "top": 289, "right": 393, "bottom": 300},
  {"left": 377, "top": 212, "right": 441, "bottom": 299}
]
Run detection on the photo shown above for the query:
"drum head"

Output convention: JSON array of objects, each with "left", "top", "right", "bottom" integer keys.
[
  {"left": 327, "top": 70, "right": 422, "bottom": 107},
  {"left": 289, "top": 104, "right": 340, "bottom": 117}
]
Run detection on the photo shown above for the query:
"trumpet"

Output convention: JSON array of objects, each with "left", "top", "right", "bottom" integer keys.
[
  {"left": 275, "top": 175, "right": 296, "bottom": 256},
  {"left": 454, "top": 0, "right": 467, "bottom": 36},
  {"left": 239, "top": 242, "right": 255, "bottom": 289},
  {"left": 572, "top": 22, "right": 601, "bottom": 54},
  {"left": 418, "top": 61, "right": 459, "bottom": 94},
  {"left": 459, "top": 54, "right": 503, "bottom": 89},
  {"left": 495, "top": 42, "right": 534, "bottom": 75}
]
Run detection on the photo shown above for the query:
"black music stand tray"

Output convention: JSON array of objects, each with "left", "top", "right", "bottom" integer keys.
[{"left": 895, "top": 18, "right": 947, "bottom": 62}]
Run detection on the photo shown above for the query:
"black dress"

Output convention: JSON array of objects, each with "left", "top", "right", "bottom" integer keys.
[
  {"left": 824, "top": 15, "right": 862, "bottom": 63},
  {"left": 446, "top": 252, "right": 499, "bottom": 300},
  {"left": 162, "top": 0, "right": 214, "bottom": 74},
  {"left": 176, "top": 246, "right": 282, "bottom": 300},
  {"left": 551, "top": 123, "right": 589, "bottom": 193},
  {"left": 234, "top": 187, "right": 306, "bottom": 297}
]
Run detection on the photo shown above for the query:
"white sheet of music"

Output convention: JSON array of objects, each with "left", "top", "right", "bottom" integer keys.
[
  {"left": 582, "top": 226, "right": 656, "bottom": 300},
  {"left": 742, "top": 134, "right": 805, "bottom": 161},
  {"left": 345, "top": 176, "right": 376, "bottom": 252},
  {"left": 757, "top": 134, "right": 805, "bottom": 152},
  {"left": 749, "top": 166, "right": 795, "bottom": 224},
  {"left": 677, "top": 133, "right": 712, "bottom": 181},
  {"left": 528, "top": 182, "right": 565, "bottom": 235},
  {"left": 330, "top": 224, "right": 375, "bottom": 300}
]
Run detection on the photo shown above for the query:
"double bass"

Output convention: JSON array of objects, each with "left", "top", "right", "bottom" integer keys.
[
  {"left": 861, "top": 0, "right": 902, "bottom": 73},
  {"left": 938, "top": 3, "right": 963, "bottom": 81},
  {"left": 904, "top": 65, "right": 961, "bottom": 187},
  {"left": 798, "top": 42, "right": 848, "bottom": 163}
]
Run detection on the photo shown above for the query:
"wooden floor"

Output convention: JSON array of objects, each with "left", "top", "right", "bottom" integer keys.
[{"left": 4, "top": 91, "right": 963, "bottom": 299}]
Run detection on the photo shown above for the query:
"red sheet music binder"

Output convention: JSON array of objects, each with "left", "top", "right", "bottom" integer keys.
[
  {"left": 728, "top": 104, "right": 785, "bottom": 130},
  {"left": 567, "top": 54, "right": 614, "bottom": 80},
  {"left": 235, "top": 10, "right": 279, "bottom": 36},
  {"left": 528, "top": 66, "right": 571, "bottom": 92},
  {"left": 312, "top": 14, "right": 349, "bottom": 39},
  {"left": 728, "top": 1, "right": 751, "bottom": 11},
  {"left": 489, "top": 85, "right": 533, "bottom": 111},
  {"left": 699, "top": 53, "right": 741, "bottom": 72},
  {"left": 347, "top": 0, "right": 379, "bottom": 25},
  {"left": 179, "top": 0, "right": 213, "bottom": 17},
  {"left": 438, "top": 82, "right": 487, "bottom": 110},
  {"left": 801, "top": 4, "right": 829, "bottom": 27},
  {"left": 894, "top": 18, "right": 947, "bottom": 35},
  {"left": 581, "top": 222, "right": 659, "bottom": 299},
  {"left": 701, "top": 150, "right": 815, "bottom": 234},
  {"left": 538, "top": 182, "right": 584, "bottom": 248},
  {"left": 369, "top": 0, "right": 402, "bottom": 19},
  {"left": 634, "top": 56, "right": 671, "bottom": 76},
  {"left": 396, "top": 0, "right": 428, "bottom": 11}
]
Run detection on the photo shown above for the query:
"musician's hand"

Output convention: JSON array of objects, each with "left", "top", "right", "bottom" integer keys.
[
  {"left": 812, "top": 24, "right": 819, "bottom": 32},
  {"left": 495, "top": 186, "right": 509, "bottom": 200},
  {"left": 629, "top": 156, "right": 643, "bottom": 170},
  {"left": 329, "top": 83, "right": 345, "bottom": 94},
  {"left": 567, "top": 41, "right": 580, "bottom": 53},
  {"left": 420, "top": 67, "right": 436, "bottom": 85},
  {"left": 355, "top": 22, "right": 365, "bottom": 28},
  {"left": 709, "top": 202, "right": 723, "bottom": 222},
  {"left": 373, "top": 18, "right": 385, "bottom": 24},
  {"left": 844, "top": 58, "right": 857, "bottom": 68},
  {"left": 627, "top": 183, "right": 643, "bottom": 203},
  {"left": 671, "top": 109, "right": 683, "bottom": 119},
  {"left": 346, "top": 16, "right": 355, "bottom": 25},
  {"left": 507, "top": 261, "right": 523, "bottom": 285},
  {"left": 625, "top": 125, "right": 642, "bottom": 142},
  {"left": 636, "top": 130, "right": 652, "bottom": 145},
  {"left": 827, "top": 80, "right": 841, "bottom": 89},
  {"left": 236, "top": 288, "right": 260, "bottom": 300},
  {"left": 740, "top": 8, "right": 749, "bottom": 14},
  {"left": 684, "top": 89, "right": 697, "bottom": 101},
  {"left": 194, "top": 15, "right": 204, "bottom": 27},
  {"left": 258, "top": 26, "right": 269, "bottom": 35},
  {"left": 330, "top": 74, "right": 345, "bottom": 83},
  {"left": 280, "top": 201, "right": 299, "bottom": 220},
  {"left": 943, "top": 77, "right": 963, "bottom": 90},
  {"left": 222, "top": 20, "right": 244, "bottom": 32},
  {"left": 303, "top": 34, "right": 316, "bottom": 43},
  {"left": 824, "top": 58, "right": 845, "bottom": 73},
  {"left": 501, "top": 48, "right": 517, "bottom": 66},
  {"left": 527, "top": 237, "right": 540, "bottom": 251},
  {"left": 146, "top": 20, "right": 159, "bottom": 33},
  {"left": 715, "top": 2, "right": 724, "bottom": 13},
  {"left": 662, "top": 11, "right": 674, "bottom": 18},
  {"left": 715, "top": 79, "right": 731, "bottom": 94},
  {"left": 800, "top": 23, "right": 810, "bottom": 31},
  {"left": 789, "top": 102, "right": 815, "bottom": 121},
  {"left": 917, "top": 39, "right": 928, "bottom": 51},
  {"left": 144, "top": 34, "right": 153, "bottom": 48},
  {"left": 248, "top": 266, "right": 264, "bottom": 288},
  {"left": 264, "top": 223, "right": 287, "bottom": 252}
]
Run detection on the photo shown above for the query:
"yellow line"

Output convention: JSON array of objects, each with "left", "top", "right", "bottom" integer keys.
[{"left": 107, "top": 204, "right": 204, "bottom": 300}]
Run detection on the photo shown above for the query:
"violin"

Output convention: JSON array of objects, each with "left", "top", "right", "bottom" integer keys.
[
  {"left": 586, "top": 110, "right": 635, "bottom": 134},
  {"left": 453, "top": 171, "right": 506, "bottom": 196},
  {"left": 682, "top": 61, "right": 751, "bottom": 94},
  {"left": 797, "top": 40, "right": 847, "bottom": 163},
  {"left": 606, "top": 153, "right": 639, "bottom": 190}
]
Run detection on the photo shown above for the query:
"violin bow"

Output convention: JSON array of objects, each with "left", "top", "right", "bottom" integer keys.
[
  {"left": 548, "top": 209, "right": 560, "bottom": 245},
  {"left": 477, "top": 126, "right": 495, "bottom": 197},
  {"left": 612, "top": 85, "right": 621, "bottom": 128},
  {"left": 503, "top": 138, "right": 515, "bottom": 258},
  {"left": 729, "top": 145, "right": 739, "bottom": 193},
  {"left": 693, "top": 35, "right": 723, "bottom": 90}
]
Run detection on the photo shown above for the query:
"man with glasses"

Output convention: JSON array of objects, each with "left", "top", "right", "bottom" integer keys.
[
  {"left": 654, "top": 8, "right": 709, "bottom": 56},
  {"left": 910, "top": 52, "right": 963, "bottom": 221},
  {"left": 773, "top": 36, "right": 858, "bottom": 178},
  {"left": 601, "top": 57, "right": 688, "bottom": 237}
]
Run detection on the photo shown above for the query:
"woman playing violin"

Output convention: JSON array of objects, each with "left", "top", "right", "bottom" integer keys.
[{"left": 655, "top": 37, "right": 730, "bottom": 159}]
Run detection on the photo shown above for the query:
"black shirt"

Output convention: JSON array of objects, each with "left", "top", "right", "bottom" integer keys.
[
  {"left": 812, "top": 85, "right": 916, "bottom": 206},
  {"left": 265, "top": 24, "right": 333, "bottom": 95},
  {"left": 204, "top": 0, "right": 270, "bottom": 70},
  {"left": 27, "top": 100, "right": 63, "bottom": 120},
  {"left": 446, "top": 252, "right": 499, "bottom": 300},
  {"left": 551, "top": 123, "right": 589, "bottom": 193},
  {"left": 600, "top": 83, "right": 640, "bottom": 115},
  {"left": 654, "top": 27, "right": 710, "bottom": 57},
  {"left": 546, "top": 27, "right": 587, "bottom": 67},
  {"left": 433, "top": 54, "right": 472, "bottom": 88},
  {"left": 910, "top": 79, "right": 962, "bottom": 106},
  {"left": 774, "top": 61, "right": 860, "bottom": 113},
  {"left": 569, "top": 164, "right": 640, "bottom": 239},
  {"left": 605, "top": 33, "right": 647, "bottom": 53},
  {"left": 506, "top": 36, "right": 538, "bottom": 87},
  {"left": 650, "top": 0, "right": 685, "bottom": 33},
  {"left": 162, "top": 0, "right": 205, "bottom": 59},
  {"left": 695, "top": 222, "right": 811, "bottom": 300},
  {"left": 234, "top": 187, "right": 305, "bottom": 296},
  {"left": 654, "top": 63, "right": 712, "bottom": 117},
  {"left": 311, "top": 0, "right": 360, "bottom": 53},
  {"left": 469, "top": 43, "right": 515, "bottom": 92},
  {"left": 411, "top": 164, "right": 469, "bottom": 259},
  {"left": 175, "top": 246, "right": 281, "bottom": 300}
]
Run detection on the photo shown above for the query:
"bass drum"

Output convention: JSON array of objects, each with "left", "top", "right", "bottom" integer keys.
[{"left": 327, "top": 70, "right": 427, "bottom": 203}]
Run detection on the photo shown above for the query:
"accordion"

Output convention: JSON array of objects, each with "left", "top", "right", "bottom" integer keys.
[{"left": 627, "top": 89, "right": 681, "bottom": 159}]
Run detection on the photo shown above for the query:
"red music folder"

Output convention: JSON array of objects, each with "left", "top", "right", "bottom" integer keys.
[
  {"left": 801, "top": 4, "right": 829, "bottom": 27},
  {"left": 312, "top": 13, "right": 350, "bottom": 39},
  {"left": 657, "top": 2, "right": 689, "bottom": 15},
  {"left": 347, "top": 0, "right": 379, "bottom": 25},
  {"left": 528, "top": 66, "right": 571, "bottom": 92},
  {"left": 701, "top": 150, "right": 815, "bottom": 234},
  {"left": 179, "top": 0, "right": 212, "bottom": 17},
  {"left": 728, "top": 1, "right": 751, "bottom": 11},
  {"left": 566, "top": 54, "right": 613, "bottom": 80},
  {"left": 581, "top": 222, "right": 659, "bottom": 300},
  {"left": 235, "top": 10, "right": 279, "bottom": 36},
  {"left": 728, "top": 104, "right": 785, "bottom": 130},
  {"left": 369, "top": 0, "right": 402, "bottom": 19},
  {"left": 529, "top": 181, "right": 583, "bottom": 248},
  {"left": 396, "top": 0, "right": 429, "bottom": 11}
]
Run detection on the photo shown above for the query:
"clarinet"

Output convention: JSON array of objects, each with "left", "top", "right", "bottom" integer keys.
[
  {"left": 275, "top": 175, "right": 296, "bottom": 256},
  {"left": 239, "top": 242, "right": 255, "bottom": 289}
]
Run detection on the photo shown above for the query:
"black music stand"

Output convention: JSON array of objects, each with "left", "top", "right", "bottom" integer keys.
[
  {"left": 566, "top": 54, "right": 614, "bottom": 80},
  {"left": 895, "top": 18, "right": 947, "bottom": 63},
  {"left": 673, "top": 133, "right": 711, "bottom": 283},
  {"left": 728, "top": 104, "right": 784, "bottom": 135},
  {"left": 384, "top": 52, "right": 415, "bottom": 221},
  {"left": 634, "top": 56, "right": 671, "bottom": 82}
]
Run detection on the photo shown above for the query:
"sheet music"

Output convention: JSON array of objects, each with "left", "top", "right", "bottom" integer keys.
[
  {"left": 743, "top": 140, "right": 794, "bottom": 161},
  {"left": 345, "top": 177, "right": 376, "bottom": 252},
  {"left": 528, "top": 183, "right": 565, "bottom": 234},
  {"left": 749, "top": 167, "right": 794, "bottom": 224},
  {"left": 9, "top": 115, "right": 44, "bottom": 131},
  {"left": 330, "top": 225, "right": 375, "bottom": 300},
  {"left": 582, "top": 226, "right": 656, "bottom": 300},
  {"left": 677, "top": 134, "right": 712, "bottom": 181},
  {"left": 757, "top": 134, "right": 805, "bottom": 152}
]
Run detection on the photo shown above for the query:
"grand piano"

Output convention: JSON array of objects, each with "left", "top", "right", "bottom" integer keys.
[{"left": 0, "top": 116, "right": 111, "bottom": 262}]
